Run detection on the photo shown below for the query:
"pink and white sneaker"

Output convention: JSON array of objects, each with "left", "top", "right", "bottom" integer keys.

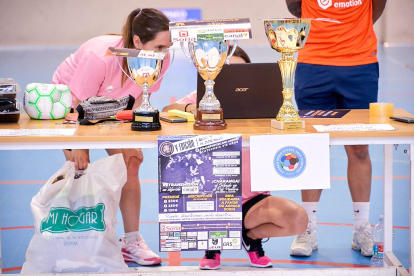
[
  {"left": 242, "top": 231, "right": 273, "bottom": 268},
  {"left": 120, "top": 234, "right": 162, "bottom": 266},
  {"left": 199, "top": 250, "right": 221, "bottom": 270}
]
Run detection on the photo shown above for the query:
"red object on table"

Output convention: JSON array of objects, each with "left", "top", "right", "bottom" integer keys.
[{"left": 116, "top": 110, "right": 133, "bottom": 120}]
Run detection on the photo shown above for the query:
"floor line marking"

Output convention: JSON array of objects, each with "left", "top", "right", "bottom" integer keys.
[
  {"left": 2, "top": 266, "right": 22, "bottom": 273},
  {"left": 3, "top": 260, "right": 368, "bottom": 272},
  {"left": 2, "top": 223, "right": 409, "bottom": 231},
  {"left": 0, "top": 175, "right": 410, "bottom": 185},
  {"left": 0, "top": 179, "right": 159, "bottom": 184}
]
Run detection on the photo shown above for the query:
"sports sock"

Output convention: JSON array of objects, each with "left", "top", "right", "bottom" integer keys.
[
  {"left": 302, "top": 202, "right": 319, "bottom": 229},
  {"left": 125, "top": 231, "right": 140, "bottom": 244},
  {"left": 353, "top": 202, "right": 370, "bottom": 228}
]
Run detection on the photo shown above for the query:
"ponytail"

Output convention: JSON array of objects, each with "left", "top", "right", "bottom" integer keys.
[
  {"left": 121, "top": 8, "right": 169, "bottom": 86},
  {"left": 122, "top": 8, "right": 141, "bottom": 50}
]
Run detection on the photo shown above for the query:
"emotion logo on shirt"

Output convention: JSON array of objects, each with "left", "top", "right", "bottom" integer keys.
[{"left": 318, "top": 0, "right": 332, "bottom": 9}]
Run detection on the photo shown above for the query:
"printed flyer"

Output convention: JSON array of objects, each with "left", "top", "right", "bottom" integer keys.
[{"left": 158, "top": 134, "right": 242, "bottom": 252}]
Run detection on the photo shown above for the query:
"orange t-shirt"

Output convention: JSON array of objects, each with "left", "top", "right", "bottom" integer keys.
[{"left": 298, "top": 0, "right": 378, "bottom": 66}]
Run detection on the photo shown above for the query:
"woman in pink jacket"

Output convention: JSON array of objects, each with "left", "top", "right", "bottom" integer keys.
[{"left": 52, "top": 8, "right": 173, "bottom": 266}]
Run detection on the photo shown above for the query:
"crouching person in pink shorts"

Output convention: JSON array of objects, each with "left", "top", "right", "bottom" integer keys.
[{"left": 199, "top": 147, "right": 308, "bottom": 269}]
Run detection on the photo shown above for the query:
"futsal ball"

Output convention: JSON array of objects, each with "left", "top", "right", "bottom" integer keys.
[
  {"left": 280, "top": 153, "right": 299, "bottom": 171},
  {"left": 24, "top": 83, "right": 72, "bottom": 119}
]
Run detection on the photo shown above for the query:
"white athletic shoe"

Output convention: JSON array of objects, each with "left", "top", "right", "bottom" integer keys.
[
  {"left": 351, "top": 221, "right": 374, "bottom": 256},
  {"left": 290, "top": 225, "right": 318, "bottom": 256},
  {"left": 121, "top": 234, "right": 162, "bottom": 265}
]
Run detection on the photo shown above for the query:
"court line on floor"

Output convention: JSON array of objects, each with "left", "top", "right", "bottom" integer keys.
[
  {"left": 2, "top": 222, "right": 409, "bottom": 231},
  {"left": 0, "top": 258, "right": 369, "bottom": 273},
  {"left": 168, "top": 256, "right": 370, "bottom": 268},
  {"left": 2, "top": 267, "right": 21, "bottom": 273},
  {"left": 0, "top": 179, "right": 159, "bottom": 184},
  {"left": 0, "top": 175, "right": 410, "bottom": 185}
]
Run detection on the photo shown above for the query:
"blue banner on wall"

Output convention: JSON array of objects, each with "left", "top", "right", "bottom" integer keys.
[{"left": 160, "top": 9, "right": 202, "bottom": 22}]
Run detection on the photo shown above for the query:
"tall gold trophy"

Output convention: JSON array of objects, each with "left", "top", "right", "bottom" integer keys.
[
  {"left": 264, "top": 19, "right": 311, "bottom": 130},
  {"left": 169, "top": 18, "right": 252, "bottom": 130}
]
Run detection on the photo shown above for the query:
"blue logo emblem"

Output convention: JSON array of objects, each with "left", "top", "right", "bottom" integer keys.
[
  {"left": 159, "top": 141, "right": 174, "bottom": 157},
  {"left": 273, "top": 146, "right": 306, "bottom": 178}
]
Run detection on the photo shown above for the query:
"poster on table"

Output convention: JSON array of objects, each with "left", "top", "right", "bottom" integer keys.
[
  {"left": 250, "top": 133, "right": 330, "bottom": 191},
  {"left": 158, "top": 134, "right": 242, "bottom": 252}
]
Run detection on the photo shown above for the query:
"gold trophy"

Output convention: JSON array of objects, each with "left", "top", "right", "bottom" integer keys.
[
  {"left": 182, "top": 40, "right": 238, "bottom": 130},
  {"left": 107, "top": 47, "right": 173, "bottom": 131},
  {"left": 264, "top": 19, "right": 311, "bottom": 130},
  {"left": 169, "top": 18, "right": 252, "bottom": 130}
]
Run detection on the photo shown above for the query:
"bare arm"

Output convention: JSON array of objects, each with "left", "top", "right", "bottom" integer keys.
[
  {"left": 286, "top": 0, "right": 302, "bottom": 18},
  {"left": 162, "top": 103, "right": 187, "bottom": 112},
  {"left": 64, "top": 98, "right": 89, "bottom": 171},
  {"left": 372, "top": 0, "right": 387, "bottom": 24},
  {"left": 70, "top": 149, "right": 90, "bottom": 170},
  {"left": 162, "top": 103, "right": 196, "bottom": 113}
]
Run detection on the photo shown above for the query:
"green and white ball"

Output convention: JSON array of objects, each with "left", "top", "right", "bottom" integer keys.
[{"left": 24, "top": 83, "right": 72, "bottom": 119}]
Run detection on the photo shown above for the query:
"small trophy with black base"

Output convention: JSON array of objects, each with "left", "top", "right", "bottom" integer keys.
[{"left": 107, "top": 47, "right": 172, "bottom": 131}]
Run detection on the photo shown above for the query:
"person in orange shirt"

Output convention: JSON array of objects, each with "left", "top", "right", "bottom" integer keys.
[{"left": 285, "top": 0, "right": 387, "bottom": 257}]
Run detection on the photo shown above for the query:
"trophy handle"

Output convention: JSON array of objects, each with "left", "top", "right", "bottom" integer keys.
[
  {"left": 115, "top": 48, "right": 175, "bottom": 87},
  {"left": 225, "top": 40, "right": 238, "bottom": 65},
  {"left": 116, "top": 57, "right": 136, "bottom": 83},
  {"left": 180, "top": 41, "right": 194, "bottom": 63}
]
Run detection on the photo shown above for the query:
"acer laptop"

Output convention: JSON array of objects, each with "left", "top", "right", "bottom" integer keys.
[{"left": 197, "top": 63, "right": 283, "bottom": 119}]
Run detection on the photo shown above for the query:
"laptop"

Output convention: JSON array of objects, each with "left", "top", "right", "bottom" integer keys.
[{"left": 197, "top": 63, "right": 283, "bottom": 119}]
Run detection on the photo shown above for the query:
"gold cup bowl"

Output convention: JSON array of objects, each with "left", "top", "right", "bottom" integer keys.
[
  {"left": 181, "top": 40, "right": 238, "bottom": 130},
  {"left": 264, "top": 19, "right": 311, "bottom": 129}
]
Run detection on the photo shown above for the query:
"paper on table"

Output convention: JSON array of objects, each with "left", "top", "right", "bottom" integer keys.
[
  {"left": 0, "top": 129, "right": 76, "bottom": 136},
  {"left": 313, "top": 124, "right": 396, "bottom": 132}
]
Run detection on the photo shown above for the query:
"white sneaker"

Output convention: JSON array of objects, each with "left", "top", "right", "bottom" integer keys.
[
  {"left": 120, "top": 234, "right": 162, "bottom": 265},
  {"left": 351, "top": 221, "right": 374, "bottom": 256},
  {"left": 290, "top": 225, "right": 318, "bottom": 256}
]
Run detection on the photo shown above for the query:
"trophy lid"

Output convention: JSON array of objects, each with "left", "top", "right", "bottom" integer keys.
[
  {"left": 169, "top": 18, "right": 252, "bottom": 42},
  {"left": 262, "top": 18, "right": 341, "bottom": 24},
  {"left": 105, "top": 48, "right": 167, "bottom": 60}
]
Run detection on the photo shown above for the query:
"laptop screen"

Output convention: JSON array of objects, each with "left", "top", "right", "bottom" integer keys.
[{"left": 197, "top": 63, "right": 283, "bottom": 119}]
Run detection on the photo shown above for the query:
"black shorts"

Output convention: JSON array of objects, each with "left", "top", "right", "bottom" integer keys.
[{"left": 242, "top": 194, "right": 270, "bottom": 229}]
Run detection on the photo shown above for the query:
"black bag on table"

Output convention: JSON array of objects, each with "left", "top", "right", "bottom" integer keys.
[{"left": 76, "top": 95, "right": 134, "bottom": 125}]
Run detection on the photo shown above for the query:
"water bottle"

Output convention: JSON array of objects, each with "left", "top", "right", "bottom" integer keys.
[
  {"left": 370, "top": 215, "right": 394, "bottom": 267},
  {"left": 370, "top": 215, "right": 384, "bottom": 267}
]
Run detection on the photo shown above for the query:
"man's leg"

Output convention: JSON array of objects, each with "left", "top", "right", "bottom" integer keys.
[
  {"left": 345, "top": 145, "right": 374, "bottom": 257},
  {"left": 106, "top": 149, "right": 162, "bottom": 265},
  {"left": 290, "top": 190, "right": 322, "bottom": 256},
  {"left": 292, "top": 63, "right": 337, "bottom": 257},
  {"left": 345, "top": 145, "right": 371, "bottom": 203}
]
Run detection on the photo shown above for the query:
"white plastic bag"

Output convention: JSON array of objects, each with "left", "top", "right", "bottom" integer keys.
[{"left": 21, "top": 154, "right": 129, "bottom": 273}]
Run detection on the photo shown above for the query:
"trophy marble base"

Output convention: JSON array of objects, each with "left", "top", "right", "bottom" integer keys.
[
  {"left": 131, "top": 110, "right": 161, "bottom": 131},
  {"left": 271, "top": 119, "right": 305, "bottom": 130},
  {"left": 194, "top": 109, "right": 227, "bottom": 130}
]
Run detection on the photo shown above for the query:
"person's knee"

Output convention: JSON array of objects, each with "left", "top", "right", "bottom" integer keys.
[
  {"left": 287, "top": 205, "right": 309, "bottom": 235},
  {"left": 126, "top": 156, "right": 141, "bottom": 177},
  {"left": 346, "top": 145, "right": 370, "bottom": 160}
]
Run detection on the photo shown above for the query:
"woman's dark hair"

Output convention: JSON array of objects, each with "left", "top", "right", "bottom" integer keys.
[
  {"left": 121, "top": 8, "right": 170, "bottom": 85},
  {"left": 229, "top": 45, "right": 251, "bottom": 63}
]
